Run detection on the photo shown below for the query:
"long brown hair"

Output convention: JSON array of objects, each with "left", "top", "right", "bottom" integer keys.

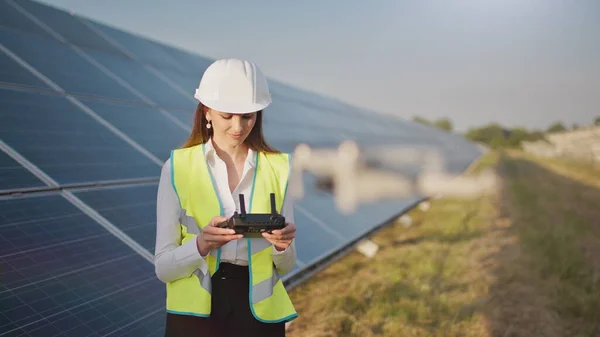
[{"left": 180, "top": 103, "right": 280, "bottom": 154}]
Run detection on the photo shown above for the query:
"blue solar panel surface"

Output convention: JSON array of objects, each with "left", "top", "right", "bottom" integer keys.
[
  {"left": 0, "top": 50, "right": 50, "bottom": 90},
  {"left": 0, "top": 87, "right": 161, "bottom": 184},
  {"left": 73, "top": 184, "right": 160, "bottom": 253},
  {"left": 79, "top": 99, "right": 187, "bottom": 162},
  {"left": 0, "top": 0, "right": 483, "bottom": 335},
  {"left": 0, "top": 28, "right": 140, "bottom": 102},
  {"left": 0, "top": 195, "right": 166, "bottom": 337},
  {"left": 0, "top": 151, "right": 45, "bottom": 192},
  {"left": 0, "top": 1, "right": 50, "bottom": 38}
]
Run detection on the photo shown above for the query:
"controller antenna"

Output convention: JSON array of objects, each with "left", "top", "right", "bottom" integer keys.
[
  {"left": 270, "top": 193, "right": 277, "bottom": 215},
  {"left": 239, "top": 194, "right": 247, "bottom": 216}
]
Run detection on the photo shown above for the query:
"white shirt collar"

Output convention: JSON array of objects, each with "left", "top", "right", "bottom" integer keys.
[{"left": 203, "top": 138, "right": 256, "bottom": 168}]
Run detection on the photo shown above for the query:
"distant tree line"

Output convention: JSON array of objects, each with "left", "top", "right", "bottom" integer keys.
[{"left": 411, "top": 116, "right": 600, "bottom": 149}]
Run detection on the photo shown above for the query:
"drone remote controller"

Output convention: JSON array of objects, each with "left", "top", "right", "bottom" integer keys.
[{"left": 216, "top": 193, "right": 286, "bottom": 235}]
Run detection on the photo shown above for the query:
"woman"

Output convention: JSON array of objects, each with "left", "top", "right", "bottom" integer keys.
[{"left": 154, "top": 58, "right": 298, "bottom": 337}]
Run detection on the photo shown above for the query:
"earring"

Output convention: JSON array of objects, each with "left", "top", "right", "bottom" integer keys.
[{"left": 206, "top": 121, "right": 211, "bottom": 129}]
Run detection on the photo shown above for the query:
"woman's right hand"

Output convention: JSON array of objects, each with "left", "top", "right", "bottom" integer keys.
[{"left": 196, "top": 216, "right": 243, "bottom": 256}]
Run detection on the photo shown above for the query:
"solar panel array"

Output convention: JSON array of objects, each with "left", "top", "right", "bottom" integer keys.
[{"left": 0, "top": 0, "right": 483, "bottom": 335}]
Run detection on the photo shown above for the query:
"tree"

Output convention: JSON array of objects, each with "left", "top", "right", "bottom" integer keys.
[
  {"left": 412, "top": 116, "right": 453, "bottom": 132},
  {"left": 464, "top": 123, "right": 544, "bottom": 149},
  {"left": 547, "top": 122, "right": 566, "bottom": 133},
  {"left": 412, "top": 116, "right": 432, "bottom": 126},
  {"left": 434, "top": 118, "right": 453, "bottom": 132},
  {"left": 595, "top": 116, "right": 600, "bottom": 126},
  {"left": 464, "top": 123, "right": 508, "bottom": 148}
]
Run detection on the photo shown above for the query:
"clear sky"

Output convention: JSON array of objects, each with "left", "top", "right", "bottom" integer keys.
[{"left": 38, "top": 0, "right": 599, "bottom": 132}]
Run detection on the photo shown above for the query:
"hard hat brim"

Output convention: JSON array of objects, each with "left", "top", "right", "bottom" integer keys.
[{"left": 195, "top": 93, "right": 271, "bottom": 114}]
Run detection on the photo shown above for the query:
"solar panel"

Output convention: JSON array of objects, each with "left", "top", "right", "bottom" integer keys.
[
  {"left": 82, "top": 20, "right": 191, "bottom": 75},
  {"left": 294, "top": 174, "right": 403, "bottom": 239},
  {"left": 0, "top": 50, "right": 51, "bottom": 90},
  {"left": 147, "top": 70, "right": 202, "bottom": 111},
  {"left": 0, "top": 194, "right": 165, "bottom": 337},
  {"left": 152, "top": 44, "right": 212, "bottom": 79},
  {"left": 73, "top": 184, "right": 160, "bottom": 253},
  {"left": 0, "top": 27, "right": 140, "bottom": 102},
  {"left": 80, "top": 48, "right": 195, "bottom": 110},
  {"left": 0, "top": 1, "right": 51, "bottom": 38},
  {"left": 0, "top": 87, "right": 161, "bottom": 185},
  {"left": 0, "top": 151, "right": 46, "bottom": 192},
  {"left": 165, "top": 108, "right": 196, "bottom": 127},
  {"left": 292, "top": 208, "right": 345, "bottom": 264},
  {"left": 78, "top": 99, "right": 188, "bottom": 162},
  {"left": 13, "top": 0, "right": 128, "bottom": 57},
  {"left": 0, "top": 0, "right": 484, "bottom": 335}
]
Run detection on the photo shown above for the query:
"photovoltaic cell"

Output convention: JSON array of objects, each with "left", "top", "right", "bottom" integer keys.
[
  {"left": 263, "top": 122, "right": 348, "bottom": 148},
  {"left": 295, "top": 174, "right": 414, "bottom": 240},
  {"left": 79, "top": 99, "right": 188, "bottom": 162},
  {"left": 297, "top": 196, "right": 368, "bottom": 240},
  {"left": 263, "top": 98, "right": 321, "bottom": 126},
  {"left": 0, "top": 194, "right": 165, "bottom": 337},
  {"left": 73, "top": 184, "right": 160, "bottom": 253},
  {"left": 0, "top": 50, "right": 51, "bottom": 90},
  {"left": 292, "top": 208, "right": 344, "bottom": 264},
  {"left": 155, "top": 44, "right": 212, "bottom": 79},
  {"left": 268, "top": 89, "right": 423, "bottom": 141},
  {"left": 163, "top": 105, "right": 196, "bottom": 126},
  {"left": 82, "top": 48, "right": 194, "bottom": 110},
  {"left": 14, "top": 0, "right": 128, "bottom": 57},
  {"left": 0, "top": 27, "right": 140, "bottom": 103},
  {"left": 0, "top": 1, "right": 51, "bottom": 38},
  {"left": 0, "top": 88, "right": 162, "bottom": 184},
  {"left": 84, "top": 20, "right": 189, "bottom": 74},
  {"left": 0, "top": 151, "right": 46, "bottom": 192},
  {"left": 151, "top": 68, "right": 201, "bottom": 101},
  {"left": 270, "top": 82, "right": 349, "bottom": 117}
]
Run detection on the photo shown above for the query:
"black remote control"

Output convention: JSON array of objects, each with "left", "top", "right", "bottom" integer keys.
[{"left": 216, "top": 193, "right": 286, "bottom": 234}]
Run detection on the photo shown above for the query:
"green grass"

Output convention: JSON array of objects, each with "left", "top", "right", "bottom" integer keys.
[
  {"left": 286, "top": 151, "right": 600, "bottom": 337},
  {"left": 500, "top": 153, "right": 600, "bottom": 336}
]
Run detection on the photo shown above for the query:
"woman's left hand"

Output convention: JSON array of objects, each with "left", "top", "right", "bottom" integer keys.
[{"left": 262, "top": 222, "right": 296, "bottom": 252}]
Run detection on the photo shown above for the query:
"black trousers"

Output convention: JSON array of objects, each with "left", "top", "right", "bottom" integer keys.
[{"left": 164, "top": 263, "right": 286, "bottom": 337}]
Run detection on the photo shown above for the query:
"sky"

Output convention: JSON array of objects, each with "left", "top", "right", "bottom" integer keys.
[{"left": 38, "top": 0, "right": 600, "bottom": 132}]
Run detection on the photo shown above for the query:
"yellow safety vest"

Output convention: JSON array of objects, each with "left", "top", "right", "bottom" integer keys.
[{"left": 165, "top": 143, "right": 298, "bottom": 323}]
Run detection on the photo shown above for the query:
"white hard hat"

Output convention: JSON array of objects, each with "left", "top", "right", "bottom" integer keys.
[{"left": 194, "top": 58, "right": 272, "bottom": 114}]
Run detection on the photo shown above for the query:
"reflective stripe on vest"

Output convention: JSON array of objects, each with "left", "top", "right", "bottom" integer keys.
[{"left": 166, "top": 143, "right": 298, "bottom": 323}]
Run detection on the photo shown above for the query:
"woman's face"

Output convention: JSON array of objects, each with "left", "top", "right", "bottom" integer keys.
[{"left": 206, "top": 108, "right": 257, "bottom": 146}]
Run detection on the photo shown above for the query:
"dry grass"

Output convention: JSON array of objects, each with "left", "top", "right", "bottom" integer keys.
[
  {"left": 286, "top": 151, "right": 600, "bottom": 337},
  {"left": 497, "top": 152, "right": 600, "bottom": 336},
  {"left": 507, "top": 150, "right": 600, "bottom": 190}
]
